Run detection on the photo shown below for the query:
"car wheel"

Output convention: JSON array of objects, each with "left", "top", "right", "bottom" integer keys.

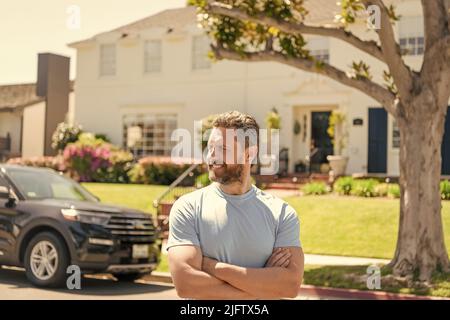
[
  {"left": 113, "top": 273, "right": 143, "bottom": 282},
  {"left": 24, "top": 232, "right": 70, "bottom": 288}
]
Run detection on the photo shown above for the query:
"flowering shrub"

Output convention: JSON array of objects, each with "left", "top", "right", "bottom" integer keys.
[
  {"left": 7, "top": 156, "right": 65, "bottom": 171},
  {"left": 51, "top": 122, "right": 83, "bottom": 152},
  {"left": 129, "top": 156, "right": 201, "bottom": 185},
  {"left": 63, "top": 133, "right": 133, "bottom": 183}
]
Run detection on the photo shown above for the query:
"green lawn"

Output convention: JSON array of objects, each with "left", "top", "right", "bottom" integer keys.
[
  {"left": 83, "top": 183, "right": 450, "bottom": 260},
  {"left": 82, "top": 183, "right": 450, "bottom": 297},
  {"left": 302, "top": 265, "right": 450, "bottom": 298},
  {"left": 286, "top": 195, "right": 450, "bottom": 259},
  {"left": 82, "top": 183, "right": 169, "bottom": 215}
]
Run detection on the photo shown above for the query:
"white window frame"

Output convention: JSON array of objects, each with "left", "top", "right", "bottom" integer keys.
[
  {"left": 144, "top": 40, "right": 162, "bottom": 74},
  {"left": 306, "top": 37, "right": 330, "bottom": 64},
  {"left": 99, "top": 44, "right": 116, "bottom": 77},
  {"left": 398, "top": 16, "right": 424, "bottom": 56},
  {"left": 122, "top": 113, "right": 177, "bottom": 157},
  {"left": 192, "top": 35, "right": 211, "bottom": 70}
]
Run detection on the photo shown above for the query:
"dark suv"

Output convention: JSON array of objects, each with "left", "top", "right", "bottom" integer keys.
[{"left": 0, "top": 164, "right": 161, "bottom": 288}]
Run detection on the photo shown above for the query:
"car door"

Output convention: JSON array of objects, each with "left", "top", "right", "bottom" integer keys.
[{"left": 0, "top": 174, "right": 19, "bottom": 263}]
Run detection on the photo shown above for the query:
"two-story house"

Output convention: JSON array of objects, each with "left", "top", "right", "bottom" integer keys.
[{"left": 68, "top": 1, "right": 450, "bottom": 176}]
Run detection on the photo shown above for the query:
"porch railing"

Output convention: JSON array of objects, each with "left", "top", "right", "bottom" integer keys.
[{"left": 153, "top": 163, "right": 201, "bottom": 240}]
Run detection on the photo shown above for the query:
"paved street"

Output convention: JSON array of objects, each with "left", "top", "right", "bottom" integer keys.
[{"left": 0, "top": 266, "right": 180, "bottom": 300}]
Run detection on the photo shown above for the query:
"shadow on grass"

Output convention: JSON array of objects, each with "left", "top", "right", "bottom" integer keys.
[{"left": 303, "top": 265, "right": 450, "bottom": 298}]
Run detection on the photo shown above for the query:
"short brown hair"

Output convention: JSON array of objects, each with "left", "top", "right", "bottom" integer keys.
[{"left": 212, "top": 110, "right": 260, "bottom": 150}]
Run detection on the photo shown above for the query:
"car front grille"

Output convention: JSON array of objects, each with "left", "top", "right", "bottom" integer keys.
[{"left": 105, "top": 214, "right": 156, "bottom": 243}]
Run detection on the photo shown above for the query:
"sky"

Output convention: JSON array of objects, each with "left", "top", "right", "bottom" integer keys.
[{"left": 0, "top": 0, "right": 187, "bottom": 85}]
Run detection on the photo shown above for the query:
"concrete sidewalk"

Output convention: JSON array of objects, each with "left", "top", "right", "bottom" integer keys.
[{"left": 304, "top": 254, "right": 390, "bottom": 266}]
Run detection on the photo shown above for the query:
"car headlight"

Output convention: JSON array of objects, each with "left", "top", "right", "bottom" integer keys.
[{"left": 61, "top": 208, "right": 110, "bottom": 226}]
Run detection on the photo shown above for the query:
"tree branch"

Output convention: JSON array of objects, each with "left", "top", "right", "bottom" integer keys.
[
  {"left": 421, "top": 0, "right": 450, "bottom": 49},
  {"left": 205, "top": 1, "right": 385, "bottom": 61},
  {"left": 362, "top": 0, "right": 414, "bottom": 99},
  {"left": 212, "top": 44, "right": 398, "bottom": 116}
]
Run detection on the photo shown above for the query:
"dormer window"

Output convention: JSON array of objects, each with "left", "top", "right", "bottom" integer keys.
[
  {"left": 399, "top": 16, "right": 424, "bottom": 56},
  {"left": 192, "top": 35, "right": 211, "bottom": 70},
  {"left": 307, "top": 37, "right": 330, "bottom": 64},
  {"left": 99, "top": 44, "right": 116, "bottom": 76},
  {"left": 144, "top": 40, "right": 162, "bottom": 73}
]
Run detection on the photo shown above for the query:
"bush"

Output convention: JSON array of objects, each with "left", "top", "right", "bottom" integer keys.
[
  {"left": 302, "top": 182, "right": 329, "bottom": 195},
  {"left": 387, "top": 184, "right": 400, "bottom": 199},
  {"left": 374, "top": 183, "right": 389, "bottom": 197},
  {"left": 95, "top": 149, "right": 134, "bottom": 183},
  {"left": 7, "top": 156, "right": 65, "bottom": 171},
  {"left": 195, "top": 172, "right": 211, "bottom": 187},
  {"left": 333, "top": 176, "right": 354, "bottom": 195},
  {"left": 63, "top": 133, "right": 133, "bottom": 183},
  {"left": 128, "top": 156, "right": 200, "bottom": 185},
  {"left": 441, "top": 180, "right": 450, "bottom": 200},
  {"left": 51, "top": 122, "right": 82, "bottom": 152},
  {"left": 351, "top": 179, "right": 379, "bottom": 197}
]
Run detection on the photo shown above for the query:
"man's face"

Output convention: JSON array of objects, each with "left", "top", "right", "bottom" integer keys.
[{"left": 206, "top": 127, "right": 245, "bottom": 185}]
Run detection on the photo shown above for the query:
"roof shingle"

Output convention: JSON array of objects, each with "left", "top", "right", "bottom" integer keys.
[
  {"left": 68, "top": 1, "right": 341, "bottom": 47},
  {"left": 0, "top": 81, "right": 74, "bottom": 111}
]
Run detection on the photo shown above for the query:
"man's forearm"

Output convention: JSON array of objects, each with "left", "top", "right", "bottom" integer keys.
[
  {"left": 174, "top": 267, "right": 255, "bottom": 300},
  {"left": 211, "top": 263, "right": 300, "bottom": 298}
]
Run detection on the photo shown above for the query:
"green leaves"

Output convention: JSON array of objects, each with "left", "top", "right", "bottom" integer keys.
[
  {"left": 265, "top": 107, "right": 281, "bottom": 129},
  {"left": 192, "top": 0, "right": 309, "bottom": 58},
  {"left": 348, "top": 60, "right": 372, "bottom": 80},
  {"left": 335, "top": 0, "right": 366, "bottom": 26},
  {"left": 386, "top": 4, "right": 400, "bottom": 22},
  {"left": 382, "top": 70, "right": 398, "bottom": 95}
]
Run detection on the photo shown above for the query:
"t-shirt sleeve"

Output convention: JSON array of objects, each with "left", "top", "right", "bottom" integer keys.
[
  {"left": 166, "top": 196, "right": 200, "bottom": 251},
  {"left": 274, "top": 204, "right": 301, "bottom": 248}
]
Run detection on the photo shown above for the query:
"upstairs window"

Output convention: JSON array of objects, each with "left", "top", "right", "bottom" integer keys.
[
  {"left": 192, "top": 35, "right": 211, "bottom": 70},
  {"left": 399, "top": 16, "right": 424, "bottom": 56},
  {"left": 99, "top": 44, "right": 116, "bottom": 76},
  {"left": 144, "top": 40, "right": 162, "bottom": 73},
  {"left": 307, "top": 37, "right": 330, "bottom": 64}
]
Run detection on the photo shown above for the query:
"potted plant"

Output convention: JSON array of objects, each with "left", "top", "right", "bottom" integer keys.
[{"left": 326, "top": 110, "right": 349, "bottom": 178}]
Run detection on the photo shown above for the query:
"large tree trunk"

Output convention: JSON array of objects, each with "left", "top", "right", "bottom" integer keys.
[{"left": 389, "top": 100, "right": 450, "bottom": 281}]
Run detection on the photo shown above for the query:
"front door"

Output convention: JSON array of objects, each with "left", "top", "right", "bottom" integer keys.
[
  {"left": 368, "top": 108, "right": 388, "bottom": 173},
  {"left": 310, "top": 112, "right": 333, "bottom": 172}
]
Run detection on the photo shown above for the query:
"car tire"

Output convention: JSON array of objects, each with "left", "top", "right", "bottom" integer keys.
[
  {"left": 24, "top": 231, "right": 70, "bottom": 288},
  {"left": 113, "top": 273, "right": 144, "bottom": 282}
]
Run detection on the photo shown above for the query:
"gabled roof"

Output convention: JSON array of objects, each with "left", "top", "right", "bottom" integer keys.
[
  {"left": 0, "top": 81, "right": 74, "bottom": 112},
  {"left": 0, "top": 83, "right": 43, "bottom": 112},
  {"left": 68, "top": 1, "right": 340, "bottom": 47}
]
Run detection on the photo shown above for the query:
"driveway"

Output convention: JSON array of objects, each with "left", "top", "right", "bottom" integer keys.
[{"left": 0, "top": 266, "right": 180, "bottom": 300}]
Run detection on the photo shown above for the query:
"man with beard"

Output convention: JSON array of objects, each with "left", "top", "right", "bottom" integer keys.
[{"left": 167, "top": 111, "right": 304, "bottom": 299}]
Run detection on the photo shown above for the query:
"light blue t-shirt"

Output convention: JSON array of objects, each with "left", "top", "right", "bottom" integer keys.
[{"left": 167, "top": 183, "right": 301, "bottom": 268}]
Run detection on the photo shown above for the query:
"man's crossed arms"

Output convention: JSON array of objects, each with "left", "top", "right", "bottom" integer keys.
[{"left": 168, "top": 246, "right": 304, "bottom": 300}]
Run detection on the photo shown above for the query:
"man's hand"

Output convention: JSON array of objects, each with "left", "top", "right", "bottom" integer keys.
[{"left": 265, "top": 248, "right": 291, "bottom": 268}]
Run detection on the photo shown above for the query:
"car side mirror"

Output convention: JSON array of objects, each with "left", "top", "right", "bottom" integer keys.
[{"left": 0, "top": 186, "right": 16, "bottom": 207}]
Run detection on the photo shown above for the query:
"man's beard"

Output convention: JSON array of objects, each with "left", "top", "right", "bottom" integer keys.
[{"left": 208, "top": 163, "right": 244, "bottom": 185}]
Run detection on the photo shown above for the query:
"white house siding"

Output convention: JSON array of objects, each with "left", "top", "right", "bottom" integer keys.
[
  {"left": 22, "top": 101, "right": 46, "bottom": 157},
  {"left": 71, "top": 1, "right": 450, "bottom": 175}
]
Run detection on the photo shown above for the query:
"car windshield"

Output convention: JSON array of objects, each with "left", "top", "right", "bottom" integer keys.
[{"left": 7, "top": 168, "right": 98, "bottom": 202}]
